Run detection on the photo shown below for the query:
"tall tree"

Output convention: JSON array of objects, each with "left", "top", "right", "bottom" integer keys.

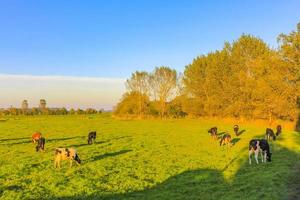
[
  {"left": 126, "top": 71, "right": 150, "bottom": 118},
  {"left": 39, "top": 99, "right": 47, "bottom": 109},
  {"left": 21, "top": 100, "right": 29, "bottom": 114},
  {"left": 151, "top": 66, "right": 178, "bottom": 117},
  {"left": 278, "top": 23, "right": 300, "bottom": 125}
]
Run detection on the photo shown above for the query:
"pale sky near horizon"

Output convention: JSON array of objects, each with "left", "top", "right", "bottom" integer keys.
[
  {"left": 0, "top": 0, "right": 300, "bottom": 109},
  {"left": 0, "top": 74, "right": 125, "bottom": 110}
]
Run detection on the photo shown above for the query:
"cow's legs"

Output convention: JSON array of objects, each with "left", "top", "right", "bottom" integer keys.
[
  {"left": 249, "top": 150, "right": 252, "bottom": 164},
  {"left": 254, "top": 150, "right": 259, "bottom": 164},
  {"left": 260, "top": 150, "right": 264, "bottom": 162},
  {"left": 54, "top": 159, "right": 60, "bottom": 169}
]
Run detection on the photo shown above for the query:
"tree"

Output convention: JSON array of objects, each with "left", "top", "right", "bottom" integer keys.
[
  {"left": 39, "top": 99, "right": 46, "bottom": 109},
  {"left": 151, "top": 66, "right": 178, "bottom": 117},
  {"left": 69, "top": 108, "right": 76, "bottom": 115},
  {"left": 126, "top": 71, "right": 150, "bottom": 118},
  {"left": 113, "top": 92, "right": 150, "bottom": 117},
  {"left": 21, "top": 100, "right": 29, "bottom": 114},
  {"left": 278, "top": 23, "right": 300, "bottom": 120}
]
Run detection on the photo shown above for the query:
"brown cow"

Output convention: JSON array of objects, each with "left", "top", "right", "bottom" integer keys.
[{"left": 32, "top": 132, "right": 42, "bottom": 143}]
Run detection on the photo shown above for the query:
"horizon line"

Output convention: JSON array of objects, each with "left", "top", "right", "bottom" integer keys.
[{"left": 0, "top": 73, "right": 126, "bottom": 83}]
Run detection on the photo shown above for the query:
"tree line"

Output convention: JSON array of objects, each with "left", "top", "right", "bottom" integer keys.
[
  {"left": 0, "top": 99, "right": 103, "bottom": 116},
  {"left": 114, "top": 23, "right": 300, "bottom": 123}
]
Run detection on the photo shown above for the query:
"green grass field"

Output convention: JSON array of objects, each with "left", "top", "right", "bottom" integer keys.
[{"left": 0, "top": 114, "right": 299, "bottom": 200}]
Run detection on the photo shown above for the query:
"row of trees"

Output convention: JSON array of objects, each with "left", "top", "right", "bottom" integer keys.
[
  {"left": 114, "top": 23, "right": 300, "bottom": 122},
  {"left": 0, "top": 107, "right": 101, "bottom": 116},
  {"left": 0, "top": 99, "right": 102, "bottom": 116}
]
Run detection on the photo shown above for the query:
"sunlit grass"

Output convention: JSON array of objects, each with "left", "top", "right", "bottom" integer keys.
[{"left": 0, "top": 114, "right": 299, "bottom": 199}]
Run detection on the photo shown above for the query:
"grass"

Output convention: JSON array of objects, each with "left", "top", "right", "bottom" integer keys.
[{"left": 0, "top": 114, "right": 299, "bottom": 200}]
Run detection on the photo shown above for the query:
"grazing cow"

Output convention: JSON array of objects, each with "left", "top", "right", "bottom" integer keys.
[
  {"left": 265, "top": 128, "right": 276, "bottom": 141},
  {"left": 36, "top": 137, "right": 45, "bottom": 152},
  {"left": 88, "top": 131, "right": 97, "bottom": 144},
  {"left": 54, "top": 148, "right": 81, "bottom": 168},
  {"left": 220, "top": 133, "right": 232, "bottom": 147},
  {"left": 276, "top": 125, "right": 282, "bottom": 136},
  {"left": 32, "top": 132, "right": 42, "bottom": 143},
  {"left": 249, "top": 139, "right": 272, "bottom": 164},
  {"left": 233, "top": 125, "right": 239, "bottom": 136},
  {"left": 208, "top": 127, "right": 218, "bottom": 140}
]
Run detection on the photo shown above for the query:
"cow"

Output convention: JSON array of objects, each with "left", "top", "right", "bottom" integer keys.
[
  {"left": 265, "top": 128, "right": 276, "bottom": 141},
  {"left": 233, "top": 125, "right": 239, "bottom": 136},
  {"left": 32, "top": 132, "right": 42, "bottom": 143},
  {"left": 208, "top": 127, "right": 218, "bottom": 140},
  {"left": 54, "top": 148, "right": 81, "bottom": 168},
  {"left": 36, "top": 137, "right": 45, "bottom": 152},
  {"left": 88, "top": 131, "right": 97, "bottom": 145},
  {"left": 249, "top": 139, "right": 272, "bottom": 164},
  {"left": 276, "top": 125, "right": 282, "bottom": 136},
  {"left": 220, "top": 133, "right": 232, "bottom": 147}
]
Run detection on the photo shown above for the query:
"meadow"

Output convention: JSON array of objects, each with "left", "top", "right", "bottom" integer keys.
[{"left": 0, "top": 114, "right": 299, "bottom": 200}]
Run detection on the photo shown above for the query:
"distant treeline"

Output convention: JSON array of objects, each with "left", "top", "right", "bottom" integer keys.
[
  {"left": 0, "top": 107, "right": 103, "bottom": 116},
  {"left": 114, "top": 23, "right": 300, "bottom": 122},
  {"left": 0, "top": 99, "right": 105, "bottom": 116}
]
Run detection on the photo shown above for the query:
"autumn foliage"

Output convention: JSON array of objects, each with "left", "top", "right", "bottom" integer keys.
[{"left": 114, "top": 23, "right": 300, "bottom": 122}]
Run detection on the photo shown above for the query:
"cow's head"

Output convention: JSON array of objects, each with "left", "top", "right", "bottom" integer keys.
[{"left": 74, "top": 154, "right": 81, "bottom": 164}]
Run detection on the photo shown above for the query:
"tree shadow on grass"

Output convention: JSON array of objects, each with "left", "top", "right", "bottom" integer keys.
[
  {"left": 287, "top": 160, "right": 300, "bottom": 200},
  {"left": 90, "top": 150, "right": 132, "bottom": 162},
  {"left": 44, "top": 144, "right": 300, "bottom": 200},
  {"left": 0, "top": 185, "right": 23, "bottom": 196}
]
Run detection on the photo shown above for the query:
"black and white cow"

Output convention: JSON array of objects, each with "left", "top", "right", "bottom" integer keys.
[
  {"left": 35, "top": 137, "right": 45, "bottom": 152},
  {"left": 265, "top": 128, "right": 276, "bottom": 141},
  {"left": 88, "top": 131, "right": 97, "bottom": 144},
  {"left": 54, "top": 147, "right": 81, "bottom": 168},
  {"left": 233, "top": 125, "right": 239, "bottom": 136},
  {"left": 208, "top": 127, "right": 217, "bottom": 140},
  {"left": 220, "top": 133, "right": 232, "bottom": 147},
  {"left": 249, "top": 139, "right": 272, "bottom": 164}
]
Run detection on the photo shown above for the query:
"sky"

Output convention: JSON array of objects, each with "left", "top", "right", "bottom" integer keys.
[{"left": 0, "top": 0, "right": 299, "bottom": 109}]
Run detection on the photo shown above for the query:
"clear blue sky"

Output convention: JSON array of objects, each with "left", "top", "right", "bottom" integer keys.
[{"left": 0, "top": 0, "right": 299, "bottom": 78}]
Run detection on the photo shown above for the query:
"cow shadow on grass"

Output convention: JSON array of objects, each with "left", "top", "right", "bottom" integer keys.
[
  {"left": 2, "top": 140, "right": 32, "bottom": 145},
  {"left": 236, "top": 129, "right": 246, "bottom": 136},
  {"left": 217, "top": 131, "right": 226, "bottom": 136},
  {"left": 90, "top": 149, "right": 132, "bottom": 162},
  {"left": 47, "top": 136, "right": 85, "bottom": 142},
  {"left": 0, "top": 137, "right": 28, "bottom": 142},
  {"left": 230, "top": 138, "right": 241, "bottom": 146},
  {"left": 66, "top": 140, "right": 106, "bottom": 148},
  {"left": 43, "top": 143, "right": 300, "bottom": 200}
]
